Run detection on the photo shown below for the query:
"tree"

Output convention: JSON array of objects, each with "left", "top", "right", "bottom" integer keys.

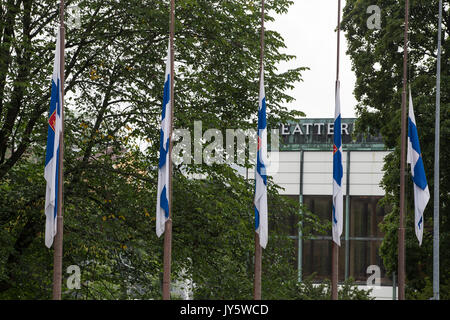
[
  {"left": 1, "top": 0, "right": 323, "bottom": 299},
  {"left": 342, "top": 0, "right": 449, "bottom": 299}
]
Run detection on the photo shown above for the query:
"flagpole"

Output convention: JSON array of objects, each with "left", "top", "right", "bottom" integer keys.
[
  {"left": 398, "top": 0, "right": 409, "bottom": 301},
  {"left": 162, "top": 0, "right": 175, "bottom": 300},
  {"left": 433, "top": 0, "right": 442, "bottom": 301},
  {"left": 254, "top": 0, "right": 265, "bottom": 301},
  {"left": 52, "top": 0, "right": 65, "bottom": 300},
  {"left": 331, "top": 0, "right": 341, "bottom": 301}
]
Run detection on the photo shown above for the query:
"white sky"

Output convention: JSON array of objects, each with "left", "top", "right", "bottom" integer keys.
[{"left": 267, "top": 0, "right": 358, "bottom": 118}]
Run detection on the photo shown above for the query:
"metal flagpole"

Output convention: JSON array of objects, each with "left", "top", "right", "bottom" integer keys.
[
  {"left": 433, "top": 0, "right": 442, "bottom": 301},
  {"left": 254, "top": 232, "right": 262, "bottom": 300},
  {"left": 331, "top": 0, "right": 341, "bottom": 301},
  {"left": 162, "top": 0, "right": 175, "bottom": 300},
  {"left": 254, "top": 0, "right": 265, "bottom": 301},
  {"left": 398, "top": 0, "right": 409, "bottom": 301},
  {"left": 52, "top": 0, "right": 65, "bottom": 300}
]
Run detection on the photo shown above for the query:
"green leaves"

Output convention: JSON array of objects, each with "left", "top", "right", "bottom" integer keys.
[
  {"left": 0, "top": 0, "right": 312, "bottom": 300},
  {"left": 343, "top": 0, "right": 450, "bottom": 299}
]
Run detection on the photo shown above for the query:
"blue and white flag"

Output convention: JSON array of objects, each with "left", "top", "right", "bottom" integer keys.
[
  {"left": 156, "top": 42, "right": 172, "bottom": 238},
  {"left": 44, "top": 30, "right": 62, "bottom": 248},
  {"left": 254, "top": 67, "right": 268, "bottom": 249},
  {"left": 332, "top": 81, "right": 343, "bottom": 246},
  {"left": 407, "top": 89, "right": 430, "bottom": 246}
]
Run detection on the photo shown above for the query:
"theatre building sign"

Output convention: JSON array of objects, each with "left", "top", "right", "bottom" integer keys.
[{"left": 277, "top": 118, "right": 385, "bottom": 151}]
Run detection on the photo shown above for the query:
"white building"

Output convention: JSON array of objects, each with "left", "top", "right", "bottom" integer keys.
[{"left": 251, "top": 118, "right": 397, "bottom": 299}]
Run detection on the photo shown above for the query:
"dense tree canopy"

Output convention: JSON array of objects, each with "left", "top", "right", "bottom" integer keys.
[
  {"left": 0, "top": 0, "right": 329, "bottom": 299},
  {"left": 342, "top": 0, "right": 449, "bottom": 299}
]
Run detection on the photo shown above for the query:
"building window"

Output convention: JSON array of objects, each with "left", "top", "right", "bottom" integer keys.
[
  {"left": 348, "top": 196, "right": 391, "bottom": 285},
  {"left": 298, "top": 195, "right": 392, "bottom": 286},
  {"left": 350, "top": 196, "right": 385, "bottom": 238},
  {"left": 303, "top": 195, "right": 344, "bottom": 236},
  {"left": 301, "top": 195, "right": 345, "bottom": 281},
  {"left": 302, "top": 239, "right": 346, "bottom": 282},
  {"left": 349, "top": 240, "right": 388, "bottom": 284}
]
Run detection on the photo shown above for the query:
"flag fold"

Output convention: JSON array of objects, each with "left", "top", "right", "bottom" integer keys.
[
  {"left": 332, "top": 81, "right": 343, "bottom": 246},
  {"left": 254, "top": 67, "right": 268, "bottom": 249},
  {"left": 44, "top": 30, "right": 62, "bottom": 248},
  {"left": 407, "top": 89, "right": 430, "bottom": 246},
  {"left": 156, "top": 42, "right": 172, "bottom": 238}
]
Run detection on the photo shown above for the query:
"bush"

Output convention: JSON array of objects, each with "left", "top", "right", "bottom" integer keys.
[{"left": 288, "top": 274, "right": 374, "bottom": 300}]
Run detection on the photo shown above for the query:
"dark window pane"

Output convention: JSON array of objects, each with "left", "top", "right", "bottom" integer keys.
[
  {"left": 303, "top": 195, "right": 348, "bottom": 238},
  {"left": 284, "top": 195, "right": 393, "bottom": 286},
  {"left": 302, "top": 239, "right": 346, "bottom": 282},
  {"left": 302, "top": 239, "right": 330, "bottom": 281},
  {"left": 280, "top": 195, "right": 300, "bottom": 237},
  {"left": 350, "top": 196, "right": 386, "bottom": 238},
  {"left": 349, "top": 240, "right": 392, "bottom": 286},
  {"left": 304, "top": 196, "right": 331, "bottom": 236}
]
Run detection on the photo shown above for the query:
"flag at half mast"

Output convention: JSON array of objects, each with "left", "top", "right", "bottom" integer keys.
[
  {"left": 156, "top": 42, "right": 172, "bottom": 238},
  {"left": 254, "top": 66, "right": 268, "bottom": 249},
  {"left": 407, "top": 89, "right": 430, "bottom": 246},
  {"left": 332, "top": 81, "right": 343, "bottom": 246},
  {"left": 44, "top": 30, "right": 62, "bottom": 248}
]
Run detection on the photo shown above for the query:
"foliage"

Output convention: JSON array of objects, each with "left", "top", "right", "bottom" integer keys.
[
  {"left": 342, "top": 0, "right": 450, "bottom": 299},
  {"left": 268, "top": 274, "right": 374, "bottom": 300},
  {"left": 0, "top": 0, "right": 321, "bottom": 300}
]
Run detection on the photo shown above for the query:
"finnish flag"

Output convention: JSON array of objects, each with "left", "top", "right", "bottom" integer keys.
[
  {"left": 332, "top": 81, "right": 343, "bottom": 246},
  {"left": 407, "top": 90, "right": 430, "bottom": 246},
  {"left": 254, "top": 67, "right": 268, "bottom": 249},
  {"left": 44, "top": 30, "right": 62, "bottom": 248},
  {"left": 156, "top": 42, "right": 172, "bottom": 238}
]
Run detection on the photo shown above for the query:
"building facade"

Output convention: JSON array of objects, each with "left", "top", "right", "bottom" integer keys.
[{"left": 265, "top": 118, "right": 394, "bottom": 295}]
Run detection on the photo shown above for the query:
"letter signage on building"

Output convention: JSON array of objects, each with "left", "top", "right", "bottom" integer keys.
[{"left": 274, "top": 118, "right": 385, "bottom": 151}]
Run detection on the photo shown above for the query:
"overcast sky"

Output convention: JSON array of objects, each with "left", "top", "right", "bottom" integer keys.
[{"left": 267, "top": 0, "right": 358, "bottom": 118}]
